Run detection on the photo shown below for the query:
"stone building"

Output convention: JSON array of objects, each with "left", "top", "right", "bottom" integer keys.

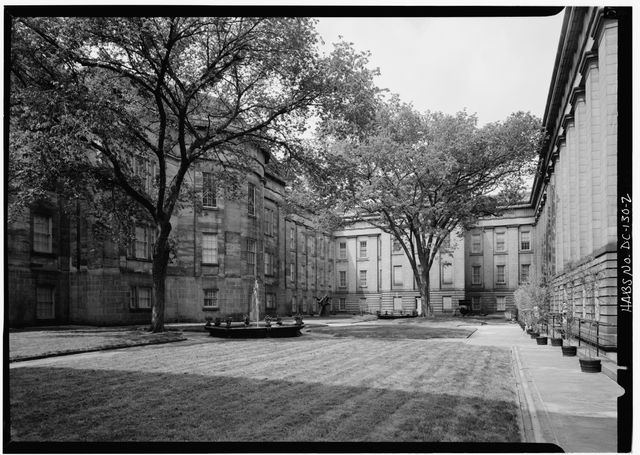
[{"left": 531, "top": 6, "right": 620, "bottom": 349}]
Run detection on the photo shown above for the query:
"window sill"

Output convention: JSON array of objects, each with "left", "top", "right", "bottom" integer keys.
[
  {"left": 203, "top": 307, "right": 220, "bottom": 312},
  {"left": 31, "top": 251, "right": 56, "bottom": 257},
  {"left": 203, "top": 206, "right": 219, "bottom": 210},
  {"left": 127, "top": 257, "right": 153, "bottom": 263},
  {"left": 129, "top": 308, "right": 152, "bottom": 313},
  {"left": 357, "top": 258, "right": 369, "bottom": 261},
  {"left": 469, "top": 252, "right": 483, "bottom": 256},
  {"left": 494, "top": 251, "right": 508, "bottom": 255},
  {"left": 519, "top": 249, "right": 533, "bottom": 253},
  {"left": 201, "top": 262, "right": 219, "bottom": 266}
]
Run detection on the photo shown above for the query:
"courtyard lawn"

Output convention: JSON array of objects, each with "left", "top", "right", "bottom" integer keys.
[
  {"left": 308, "top": 325, "right": 475, "bottom": 339},
  {"left": 9, "top": 336, "right": 521, "bottom": 442},
  {"left": 9, "top": 327, "right": 186, "bottom": 362}
]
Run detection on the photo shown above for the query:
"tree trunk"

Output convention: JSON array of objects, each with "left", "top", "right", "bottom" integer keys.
[
  {"left": 150, "top": 222, "right": 172, "bottom": 333},
  {"left": 420, "top": 272, "right": 433, "bottom": 317}
]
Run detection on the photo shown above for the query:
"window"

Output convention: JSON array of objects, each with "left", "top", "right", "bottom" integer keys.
[
  {"left": 134, "top": 157, "right": 157, "bottom": 193},
  {"left": 339, "top": 242, "right": 347, "bottom": 259},
  {"left": 443, "top": 296, "right": 452, "bottom": 311},
  {"left": 339, "top": 298, "right": 346, "bottom": 311},
  {"left": 496, "top": 265, "right": 506, "bottom": 284},
  {"left": 521, "top": 231, "right": 531, "bottom": 251},
  {"left": 392, "top": 238, "right": 402, "bottom": 253},
  {"left": 472, "top": 296, "right": 481, "bottom": 310},
  {"left": 289, "top": 252, "right": 296, "bottom": 281},
  {"left": 495, "top": 231, "right": 506, "bottom": 253},
  {"left": 318, "top": 265, "right": 324, "bottom": 286},
  {"left": 520, "top": 264, "right": 530, "bottom": 283},
  {"left": 247, "top": 183, "right": 256, "bottom": 216},
  {"left": 301, "top": 233, "right": 306, "bottom": 254},
  {"left": 202, "top": 172, "right": 217, "bottom": 207},
  {"left": 247, "top": 239, "right": 256, "bottom": 271},
  {"left": 393, "top": 265, "right": 403, "bottom": 286},
  {"left": 292, "top": 297, "right": 297, "bottom": 313},
  {"left": 359, "top": 270, "right": 367, "bottom": 287},
  {"left": 359, "top": 241, "right": 368, "bottom": 258},
  {"left": 266, "top": 293, "right": 276, "bottom": 309},
  {"left": 300, "top": 263, "right": 306, "bottom": 284},
  {"left": 203, "top": 289, "right": 219, "bottom": 308},
  {"left": 264, "top": 208, "right": 274, "bottom": 236},
  {"left": 264, "top": 251, "right": 274, "bottom": 276},
  {"left": 472, "top": 265, "right": 482, "bottom": 285},
  {"left": 320, "top": 237, "right": 325, "bottom": 258},
  {"left": 130, "top": 286, "right": 152, "bottom": 309},
  {"left": 36, "top": 286, "right": 55, "bottom": 319},
  {"left": 202, "top": 233, "right": 218, "bottom": 264},
  {"left": 33, "top": 214, "right": 53, "bottom": 253},
  {"left": 442, "top": 263, "right": 452, "bottom": 284},
  {"left": 289, "top": 226, "right": 296, "bottom": 249},
  {"left": 471, "top": 233, "right": 482, "bottom": 253},
  {"left": 496, "top": 296, "right": 506, "bottom": 312},
  {"left": 339, "top": 270, "right": 347, "bottom": 287},
  {"left": 130, "top": 226, "right": 154, "bottom": 260}
]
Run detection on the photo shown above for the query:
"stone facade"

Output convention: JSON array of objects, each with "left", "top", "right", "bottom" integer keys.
[{"left": 531, "top": 7, "right": 619, "bottom": 348}]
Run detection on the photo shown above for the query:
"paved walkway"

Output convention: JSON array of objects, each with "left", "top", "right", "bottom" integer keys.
[{"left": 466, "top": 323, "right": 624, "bottom": 452}]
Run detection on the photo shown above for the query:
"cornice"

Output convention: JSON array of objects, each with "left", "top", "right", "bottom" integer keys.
[
  {"left": 578, "top": 50, "right": 599, "bottom": 77},
  {"left": 569, "top": 86, "right": 586, "bottom": 108}
]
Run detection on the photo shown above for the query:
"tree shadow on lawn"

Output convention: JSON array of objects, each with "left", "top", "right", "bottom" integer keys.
[{"left": 10, "top": 366, "right": 519, "bottom": 443}]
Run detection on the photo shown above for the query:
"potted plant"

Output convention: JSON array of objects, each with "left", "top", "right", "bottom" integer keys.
[
  {"left": 244, "top": 314, "right": 250, "bottom": 327},
  {"left": 294, "top": 315, "right": 303, "bottom": 326},
  {"left": 205, "top": 316, "right": 213, "bottom": 327},
  {"left": 264, "top": 315, "right": 272, "bottom": 328},
  {"left": 276, "top": 316, "right": 283, "bottom": 326},
  {"left": 561, "top": 301, "right": 577, "bottom": 356},
  {"left": 578, "top": 272, "right": 602, "bottom": 373},
  {"left": 225, "top": 317, "right": 233, "bottom": 328},
  {"left": 214, "top": 317, "right": 222, "bottom": 327},
  {"left": 549, "top": 312, "right": 563, "bottom": 346}
]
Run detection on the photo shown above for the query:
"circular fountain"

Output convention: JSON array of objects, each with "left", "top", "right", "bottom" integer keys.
[{"left": 204, "top": 315, "right": 305, "bottom": 339}]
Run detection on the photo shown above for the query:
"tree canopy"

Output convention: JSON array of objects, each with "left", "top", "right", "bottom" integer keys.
[
  {"left": 9, "top": 16, "right": 380, "bottom": 330},
  {"left": 301, "top": 96, "right": 543, "bottom": 315}
]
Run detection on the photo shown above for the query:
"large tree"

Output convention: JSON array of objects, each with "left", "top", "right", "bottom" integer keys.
[
  {"left": 304, "top": 97, "right": 543, "bottom": 316},
  {"left": 9, "top": 16, "right": 379, "bottom": 331}
]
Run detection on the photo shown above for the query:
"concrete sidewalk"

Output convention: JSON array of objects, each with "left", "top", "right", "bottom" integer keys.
[{"left": 467, "top": 323, "right": 624, "bottom": 452}]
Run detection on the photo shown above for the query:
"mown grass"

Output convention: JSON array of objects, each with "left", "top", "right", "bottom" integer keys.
[
  {"left": 10, "top": 366, "right": 519, "bottom": 442},
  {"left": 308, "top": 325, "right": 475, "bottom": 339}
]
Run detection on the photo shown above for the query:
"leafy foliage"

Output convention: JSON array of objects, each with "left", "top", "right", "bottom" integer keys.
[
  {"left": 10, "top": 16, "right": 379, "bottom": 330},
  {"left": 300, "top": 96, "right": 543, "bottom": 315}
]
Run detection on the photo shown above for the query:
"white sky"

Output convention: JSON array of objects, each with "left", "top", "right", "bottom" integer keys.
[{"left": 315, "top": 13, "right": 565, "bottom": 126}]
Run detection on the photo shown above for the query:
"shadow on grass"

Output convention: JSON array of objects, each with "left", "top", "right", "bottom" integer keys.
[
  {"left": 308, "top": 325, "right": 475, "bottom": 339},
  {"left": 11, "top": 366, "right": 517, "bottom": 443}
]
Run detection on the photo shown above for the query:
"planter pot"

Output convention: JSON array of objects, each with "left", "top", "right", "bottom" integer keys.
[
  {"left": 526, "top": 329, "right": 533, "bottom": 334},
  {"left": 529, "top": 332, "right": 539, "bottom": 339},
  {"left": 550, "top": 338, "right": 563, "bottom": 347},
  {"left": 579, "top": 358, "right": 602, "bottom": 373},
  {"left": 561, "top": 346, "right": 577, "bottom": 357},
  {"left": 536, "top": 336, "right": 548, "bottom": 345}
]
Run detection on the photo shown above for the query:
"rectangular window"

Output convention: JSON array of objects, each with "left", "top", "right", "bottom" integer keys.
[
  {"left": 320, "top": 237, "right": 325, "bottom": 258},
  {"left": 471, "top": 233, "right": 482, "bottom": 254},
  {"left": 495, "top": 231, "right": 506, "bottom": 253},
  {"left": 301, "top": 233, "right": 306, "bottom": 254},
  {"left": 130, "top": 286, "right": 152, "bottom": 309},
  {"left": 266, "top": 293, "right": 276, "bottom": 309},
  {"left": 134, "top": 157, "right": 156, "bottom": 193},
  {"left": 520, "top": 264, "right": 530, "bottom": 283},
  {"left": 264, "top": 251, "right": 274, "bottom": 276},
  {"left": 359, "top": 241, "right": 368, "bottom": 258},
  {"left": 33, "top": 214, "right": 53, "bottom": 253},
  {"left": 496, "top": 296, "right": 506, "bottom": 312},
  {"left": 247, "top": 239, "right": 256, "bottom": 271},
  {"left": 300, "top": 262, "right": 306, "bottom": 284},
  {"left": 472, "top": 265, "right": 482, "bottom": 285},
  {"left": 289, "top": 252, "right": 296, "bottom": 281},
  {"left": 339, "top": 298, "right": 346, "bottom": 311},
  {"left": 496, "top": 265, "right": 506, "bottom": 284},
  {"left": 339, "top": 242, "right": 347, "bottom": 259},
  {"left": 202, "top": 172, "right": 217, "bottom": 207},
  {"left": 359, "top": 270, "right": 367, "bottom": 287},
  {"left": 131, "top": 226, "right": 154, "bottom": 260},
  {"left": 392, "top": 238, "right": 402, "bottom": 253},
  {"left": 247, "top": 183, "right": 256, "bottom": 216},
  {"left": 203, "top": 289, "right": 219, "bottom": 308},
  {"left": 289, "top": 226, "right": 296, "bottom": 249},
  {"left": 520, "top": 231, "right": 531, "bottom": 251},
  {"left": 36, "top": 286, "right": 55, "bottom": 319},
  {"left": 202, "top": 233, "right": 218, "bottom": 264},
  {"left": 393, "top": 265, "right": 403, "bottom": 286},
  {"left": 442, "top": 263, "right": 453, "bottom": 284},
  {"left": 472, "top": 296, "right": 481, "bottom": 310},
  {"left": 339, "top": 270, "right": 347, "bottom": 287},
  {"left": 264, "top": 208, "right": 273, "bottom": 236},
  {"left": 318, "top": 265, "right": 324, "bottom": 286},
  {"left": 292, "top": 297, "right": 297, "bottom": 313}
]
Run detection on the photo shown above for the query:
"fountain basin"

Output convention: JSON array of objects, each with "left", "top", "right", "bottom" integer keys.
[{"left": 205, "top": 324, "right": 304, "bottom": 338}]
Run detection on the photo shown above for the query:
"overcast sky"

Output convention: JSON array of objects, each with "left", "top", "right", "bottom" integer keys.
[{"left": 315, "top": 13, "right": 565, "bottom": 126}]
